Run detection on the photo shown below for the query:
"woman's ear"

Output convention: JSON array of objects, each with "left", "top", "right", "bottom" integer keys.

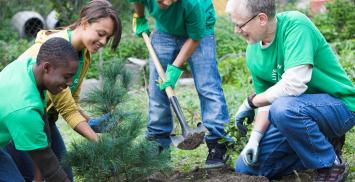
[{"left": 80, "top": 19, "right": 89, "bottom": 30}]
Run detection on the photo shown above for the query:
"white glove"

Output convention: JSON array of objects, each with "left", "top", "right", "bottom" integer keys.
[{"left": 241, "top": 130, "right": 264, "bottom": 166}]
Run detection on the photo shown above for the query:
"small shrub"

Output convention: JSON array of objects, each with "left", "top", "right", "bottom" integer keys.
[
  {"left": 0, "top": 39, "right": 31, "bottom": 70},
  {"left": 215, "top": 16, "right": 247, "bottom": 59},
  {"left": 66, "top": 60, "right": 171, "bottom": 181},
  {"left": 312, "top": 0, "right": 355, "bottom": 42}
]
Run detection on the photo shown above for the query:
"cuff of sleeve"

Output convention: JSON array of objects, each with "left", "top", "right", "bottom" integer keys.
[
  {"left": 264, "top": 86, "right": 281, "bottom": 103},
  {"left": 257, "top": 105, "right": 271, "bottom": 113},
  {"left": 249, "top": 130, "right": 264, "bottom": 143},
  {"left": 66, "top": 112, "right": 86, "bottom": 129}
]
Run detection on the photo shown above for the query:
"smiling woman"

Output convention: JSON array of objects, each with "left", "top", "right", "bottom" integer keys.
[{"left": 5, "top": 0, "right": 123, "bottom": 181}]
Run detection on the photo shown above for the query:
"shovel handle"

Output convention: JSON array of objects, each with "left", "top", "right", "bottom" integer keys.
[{"left": 142, "top": 32, "right": 175, "bottom": 98}]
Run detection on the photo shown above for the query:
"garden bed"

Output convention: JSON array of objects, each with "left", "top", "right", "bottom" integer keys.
[{"left": 148, "top": 167, "right": 315, "bottom": 182}]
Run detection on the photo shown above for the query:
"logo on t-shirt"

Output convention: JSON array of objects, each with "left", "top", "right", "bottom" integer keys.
[
  {"left": 272, "top": 64, "right": 283, "bottom": 81},
  {"left": 272, "top": 69, "right": 277, "bottom": 81}
]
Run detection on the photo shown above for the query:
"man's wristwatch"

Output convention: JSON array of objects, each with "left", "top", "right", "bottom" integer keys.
[{"left": 247, "top": 93, "right": 257, "bottom": 109}]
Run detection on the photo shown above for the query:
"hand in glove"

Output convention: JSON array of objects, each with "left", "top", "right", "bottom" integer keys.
[
  {"left": 234, "top": 96, "right": 256, "bottom": 136},
  {"left": 158, "top": 64, "right": 183, "bottom": 90},
  {"left": 88, "top": 113, "right": 111, "bottom": 133},
  {"left": 132, "top": 13, "right": 150, "bottom": 37},
  {"left": 241, "top": 130, "right": 264, "bottom": 167}
]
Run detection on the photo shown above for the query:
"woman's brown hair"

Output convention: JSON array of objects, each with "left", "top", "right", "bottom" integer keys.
[{"left": 69, "top": 0, "right": 122, "bottom": 50}]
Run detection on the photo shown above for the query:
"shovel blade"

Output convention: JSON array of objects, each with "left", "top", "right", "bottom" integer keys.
[{"left": 171, "top": 130, "right": 205, "bottom": 150}]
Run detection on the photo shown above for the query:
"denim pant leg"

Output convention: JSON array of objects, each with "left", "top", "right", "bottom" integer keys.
[
  {"left": 5, "top": 143, "right": 34, "bottom": 182},
  {"left": 235, "top": 124, "right": 306, "bottom": 179},
  {"left": 5, "top": 123, "right": 74, "bottom": 181},
  {"left": 188, "top": 35, "right": 229, "bottom": 141},
  {"left": 269, "top": 94, "right": 355, "bottom": 169},
  {"left": 147, "top": 31, "right": 180, "bottom": 147},
  {"left": 0, "top": 148, "right": 25, "bottom": 182},
  {"left": 49, "top": 122, "right": 74, "bottom": 181}
]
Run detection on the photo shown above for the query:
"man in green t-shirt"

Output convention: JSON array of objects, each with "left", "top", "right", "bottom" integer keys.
[
  {"left": 0, "top": 38, "right": 79, "bottom": 181},
  {"left": 226, "top": 0, "right": 355, "bottom": 180},
  {"left": 129, "top": 0, "right": 230, "bottom": 168}
]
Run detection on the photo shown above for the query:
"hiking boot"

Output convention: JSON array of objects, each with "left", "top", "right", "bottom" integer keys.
[
  {"left": 204, "top": 141, "right": 228, "bottom": 169},
  {"left": 314, "top": 162, "right": 349, "bottom": 182}
]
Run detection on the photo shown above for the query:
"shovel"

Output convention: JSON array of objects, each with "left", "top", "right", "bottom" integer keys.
[{"left": 142, "top": 32, "right": 206, "bottom": 150}]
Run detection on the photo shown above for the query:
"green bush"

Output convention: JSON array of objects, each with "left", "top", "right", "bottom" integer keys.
[
  {"left": 215, "top": 16, "right": 247, "bottom": 59},
  {"left": 0, "top": 19, "right": 19, "bottom": 42},
  {"left": 333, "top": 39, "right": 355, "bottom": 82},
  {"left": 116, "top": 35, "right": 148, "bottom": 60},
  {"left": 312, "top": 0, "right": 355, "bottom": 42},
  {"left": 0, "top": 39, "right": 31, "bottom": 70}
]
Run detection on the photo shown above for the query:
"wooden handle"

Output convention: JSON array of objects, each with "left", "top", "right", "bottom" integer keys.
[{"left": 142, "top": 32, "right": 175, "bottom": 98}]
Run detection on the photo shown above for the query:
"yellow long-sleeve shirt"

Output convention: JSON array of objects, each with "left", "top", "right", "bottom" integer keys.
[{"left": 19, "top": 29, "right": 90, "bottom": 128}]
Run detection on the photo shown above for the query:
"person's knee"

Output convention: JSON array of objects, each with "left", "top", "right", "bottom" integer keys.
[
  {"left": 235, "top": 155, "right": 285, "bottom": 179},
  {"left": 269, "top": 97, "right": 301, "bottom": 126},
  {"left": 235, "top": 155, "right": 258, "bottom": 175}
]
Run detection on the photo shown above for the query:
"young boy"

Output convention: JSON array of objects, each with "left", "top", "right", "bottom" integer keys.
[{"left": 0, "top": 37, "right": 79, "bottom": 181}]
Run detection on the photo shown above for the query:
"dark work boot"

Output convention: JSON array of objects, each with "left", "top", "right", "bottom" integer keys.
[
  {"left": 314, "top": 162, "right": 349, "bottom": 182},
  {"left": 204, "top": 141, "right": 228, "bottom": 169}
]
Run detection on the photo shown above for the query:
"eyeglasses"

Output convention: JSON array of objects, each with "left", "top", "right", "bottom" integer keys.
[{"left": 235, "top": 14, "right": 258, "bottom": 31}]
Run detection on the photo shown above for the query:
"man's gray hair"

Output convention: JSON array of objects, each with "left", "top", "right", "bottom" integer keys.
[{"left": 226, "top": 0, "right": 276, "bottom": 18}]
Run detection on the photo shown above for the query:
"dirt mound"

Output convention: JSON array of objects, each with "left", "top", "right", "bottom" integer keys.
[
  {"left": 148, "top": 167, "right": 268, "bottom": 182},
  {"left": 148, "top": 167, "right": 316, "bottom": 182}
]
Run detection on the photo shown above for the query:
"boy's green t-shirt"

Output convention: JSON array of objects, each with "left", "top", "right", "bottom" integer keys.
[
  {"left": 129, "top": 0, "right": 216, "bottom": 40},
  {"left": 246, "top": 11, "right": 355, "bottom": 111},
  {"left": 0, "top": 57, "right": 48, "bottom": 150}
]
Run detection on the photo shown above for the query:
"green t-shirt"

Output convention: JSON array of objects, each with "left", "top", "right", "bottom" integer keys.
[
  {"left": 129, "top": 0, "right": 216, "bottom": 40},
  {"left": 246, "top": 11, "right": 355, "bottom": 111},
  {"left": 0, "top": 57, "right": 48, "bottom": 150}
]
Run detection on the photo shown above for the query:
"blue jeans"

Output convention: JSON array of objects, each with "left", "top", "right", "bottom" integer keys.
[
  {"left": 5, "top": 121, "right": 74, "bottom": 181},
  {"left": 147, "top": 31, "right": 229, "bottom": 147},
  {"left": 0, "top": 148, "right": 24, "bottom": 182},
  {"left": 235, "top": 94, "right": 355, "bottom": 179}
]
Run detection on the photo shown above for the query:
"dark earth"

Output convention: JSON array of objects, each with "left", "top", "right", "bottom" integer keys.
[{"left": 147, "top": 167, "right": 315, "bottom": 182}]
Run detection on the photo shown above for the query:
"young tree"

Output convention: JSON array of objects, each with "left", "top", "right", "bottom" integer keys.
[{"left": 65, "top": 59, "right": 171, "bottom": 181}]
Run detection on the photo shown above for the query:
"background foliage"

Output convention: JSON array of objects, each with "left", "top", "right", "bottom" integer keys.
[{"left": 312, "top": 0, "right": 355, "bottom": 42}]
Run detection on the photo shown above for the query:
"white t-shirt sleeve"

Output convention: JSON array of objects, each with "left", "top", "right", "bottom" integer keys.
[
  {"left": 257, "top": 105, "right": 271, "bottom": 113},
  {"left": 264, "top": 64, "right": 312, "bottom": 103}
]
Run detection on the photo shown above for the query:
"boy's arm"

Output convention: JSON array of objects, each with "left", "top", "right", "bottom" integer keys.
[{"left": 28, "top": 147, "right": 70, "bottom": 182}]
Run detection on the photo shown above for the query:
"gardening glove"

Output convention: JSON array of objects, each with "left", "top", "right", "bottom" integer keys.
[
  {"left": 158, "top": 64, "right": 183, "bottom": 90},
  {"left": 132, "top": 13, "right": 150, "bottom": 37},
  {"left": 234, "top": 97, "right": 255, "bottom": 137},
  {"left": 241, "top": 130, "right": 264, "bottom": 167},
  {"left": 88, "top": 113, "right": 111, "bottom": 133}
]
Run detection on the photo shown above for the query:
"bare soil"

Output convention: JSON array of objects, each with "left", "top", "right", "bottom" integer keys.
[{"left": 147, "top": 167, "right": 315, "bottom": 182}]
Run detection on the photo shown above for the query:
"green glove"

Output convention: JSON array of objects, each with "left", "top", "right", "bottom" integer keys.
[
  {"left": 158, "top": 64, "right": 183, "bottom": 90},
  {"left": 132, "top": 13, "right": 150, "bottom": 37}
]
